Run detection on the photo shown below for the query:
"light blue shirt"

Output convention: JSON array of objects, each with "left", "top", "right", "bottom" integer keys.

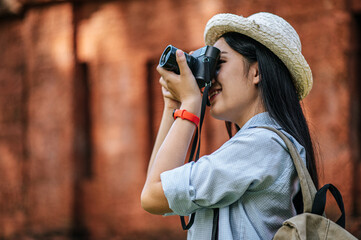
[{"left": 160, "top": 112, "right": 306, "bottom": 240}]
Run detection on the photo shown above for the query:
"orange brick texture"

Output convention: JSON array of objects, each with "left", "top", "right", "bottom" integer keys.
[{"left": 0, "top": 0, "right": 360, "bottom": 239}]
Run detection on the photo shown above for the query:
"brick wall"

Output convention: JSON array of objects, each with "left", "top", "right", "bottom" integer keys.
[{"left": 0, "top": 0, "right": 360, "bottom": 239}]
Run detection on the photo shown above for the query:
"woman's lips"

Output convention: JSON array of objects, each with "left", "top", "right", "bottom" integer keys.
[{"left": 209, "top": 89, "right": 222, "bottom": 103}]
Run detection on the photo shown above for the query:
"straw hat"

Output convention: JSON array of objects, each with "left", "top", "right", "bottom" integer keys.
[{"left": 204, "top": 12, "right": 312, "bottom": 99}]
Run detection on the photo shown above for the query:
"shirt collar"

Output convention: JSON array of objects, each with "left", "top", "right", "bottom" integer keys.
[{"left": 239, "top": 112, "right": 281, "bottom": 132}]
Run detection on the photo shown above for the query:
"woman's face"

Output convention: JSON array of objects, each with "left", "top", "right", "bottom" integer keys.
[{"left": 209, "top": 37, "right": 264, "bottom": 127}]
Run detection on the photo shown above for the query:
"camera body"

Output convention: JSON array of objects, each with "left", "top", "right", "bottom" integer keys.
[{"left": 159, "top": 45, "right": 220, "bottom": 88}]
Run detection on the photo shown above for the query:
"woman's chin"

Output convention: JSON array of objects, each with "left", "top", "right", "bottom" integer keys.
[{"left": 210, "top": 107, "right": 226, "bottom": 121}]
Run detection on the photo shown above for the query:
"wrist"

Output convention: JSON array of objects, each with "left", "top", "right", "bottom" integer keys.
[
  {"left": 164, "top": 103, "right": 176, "bottom": 111},
  {"left": 173, "top": 109, "right": 200, "bottom": 127},
  {"left": 163, "top": 106, "right": 175, "bottom": 118},
  {"left": 164, "top": 99, "right": 181, "bottom": 110},
  {"left": 180, "top": 97, "right": 201, "bottom": 117}
]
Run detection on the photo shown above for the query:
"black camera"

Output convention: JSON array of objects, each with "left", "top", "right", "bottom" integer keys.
[{"left": 159, "top": 45, "right": 220, "bottom": 88}]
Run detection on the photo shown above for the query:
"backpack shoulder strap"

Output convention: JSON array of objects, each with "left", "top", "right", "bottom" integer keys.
[{"left": 257, "top": 126, "right": 317, "bottom": 213}]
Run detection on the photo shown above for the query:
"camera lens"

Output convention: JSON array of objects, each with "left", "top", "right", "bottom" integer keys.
[
  {"left": 159, "top": 45, "right": 179, "bottom": 73},
  {"left": 160, "top": 47, "right": 171, "bottom": 66}
]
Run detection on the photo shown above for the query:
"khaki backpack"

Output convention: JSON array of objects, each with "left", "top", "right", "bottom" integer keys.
[{"left": 261, "top": 127, "right": 358, "bottom": 240}]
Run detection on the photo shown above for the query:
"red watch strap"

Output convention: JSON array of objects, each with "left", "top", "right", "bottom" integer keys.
[{"left": 173, "top": 109, "right": 200, "bottom": 127}]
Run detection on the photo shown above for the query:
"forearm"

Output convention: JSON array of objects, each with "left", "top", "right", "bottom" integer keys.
[
  {"left": 149, "top": 102, "right": 199, "bottom": 181},
  {"left": 147, "top": 106, "right": 175, "bottom": 175},
  {"left": 142, "top": 100, "right": 200, "bottom": 214}
]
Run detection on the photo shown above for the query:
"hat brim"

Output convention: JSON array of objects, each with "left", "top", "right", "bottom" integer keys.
[{"left": 204, "top": 13, "right": 312, "bottom": 99}]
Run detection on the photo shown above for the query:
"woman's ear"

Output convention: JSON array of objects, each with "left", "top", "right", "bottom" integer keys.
[{"left": 249, "top": 62, "right": 260, "bottom": 85}]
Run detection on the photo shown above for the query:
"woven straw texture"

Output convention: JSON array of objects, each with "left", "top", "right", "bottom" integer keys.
[{"left": 204, "top": 13, "right": 312, "bottom": 99}]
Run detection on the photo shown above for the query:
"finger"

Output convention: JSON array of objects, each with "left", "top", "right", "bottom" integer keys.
[
  {"left": 157, "top": 64, "right": 178, "bottom": 83},
  {"left": 156, "top": 65, "right": 167, "bottom": 75},
  {"left": 159, "top": 77, "right": 168, "bottom": 89},
  {"left": 159, "top": 77, "right": 178, "bottom": 96},
  {"left": 189, "top": 51, "right": 194, "bottom": 55},
  {"left": 161, "top": 86, "right": 171, "bottom": 97},
  {"left": 176, "top": 50, "right": 193, "bottom": 77},
  {"left": 161, "top": 86, "right": 174, "bottom": 98},
  {"left": 157, "top": 64, "right": 171, "bottom": 76}
]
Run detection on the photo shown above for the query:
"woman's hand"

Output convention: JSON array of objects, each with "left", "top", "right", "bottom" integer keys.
[
  {"left": 159, "top": 79, "right": 181, "bottom": 110},
  {"left": 157, "top": 50, "right": 202, "bottom": 115}
]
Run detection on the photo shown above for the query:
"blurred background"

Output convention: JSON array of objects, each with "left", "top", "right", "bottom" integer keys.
[{"left": 0, "top": 0, "right": 360, "bottom": 239}]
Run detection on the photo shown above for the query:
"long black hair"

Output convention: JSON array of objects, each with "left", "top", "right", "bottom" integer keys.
[{"left": 222, "top": 32, "right": 319, "bottom": 212}]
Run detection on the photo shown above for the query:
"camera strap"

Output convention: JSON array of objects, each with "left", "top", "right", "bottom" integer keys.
[{"left": 180, "top": 81, "right": 211, "bottom": 231}]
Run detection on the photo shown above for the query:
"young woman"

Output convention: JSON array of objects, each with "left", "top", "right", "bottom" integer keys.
[{"left": 141, "top": 12, "right": 319, "bottom": 239}]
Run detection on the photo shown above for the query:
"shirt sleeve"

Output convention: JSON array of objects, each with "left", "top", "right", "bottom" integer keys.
[{"left": 160, "top": 128, "right": 301, "bottom": 216}]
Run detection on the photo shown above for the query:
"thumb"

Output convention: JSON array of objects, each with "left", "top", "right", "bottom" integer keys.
[{"left": 176, "top": 50, "right": 193, "bottom": 76}]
